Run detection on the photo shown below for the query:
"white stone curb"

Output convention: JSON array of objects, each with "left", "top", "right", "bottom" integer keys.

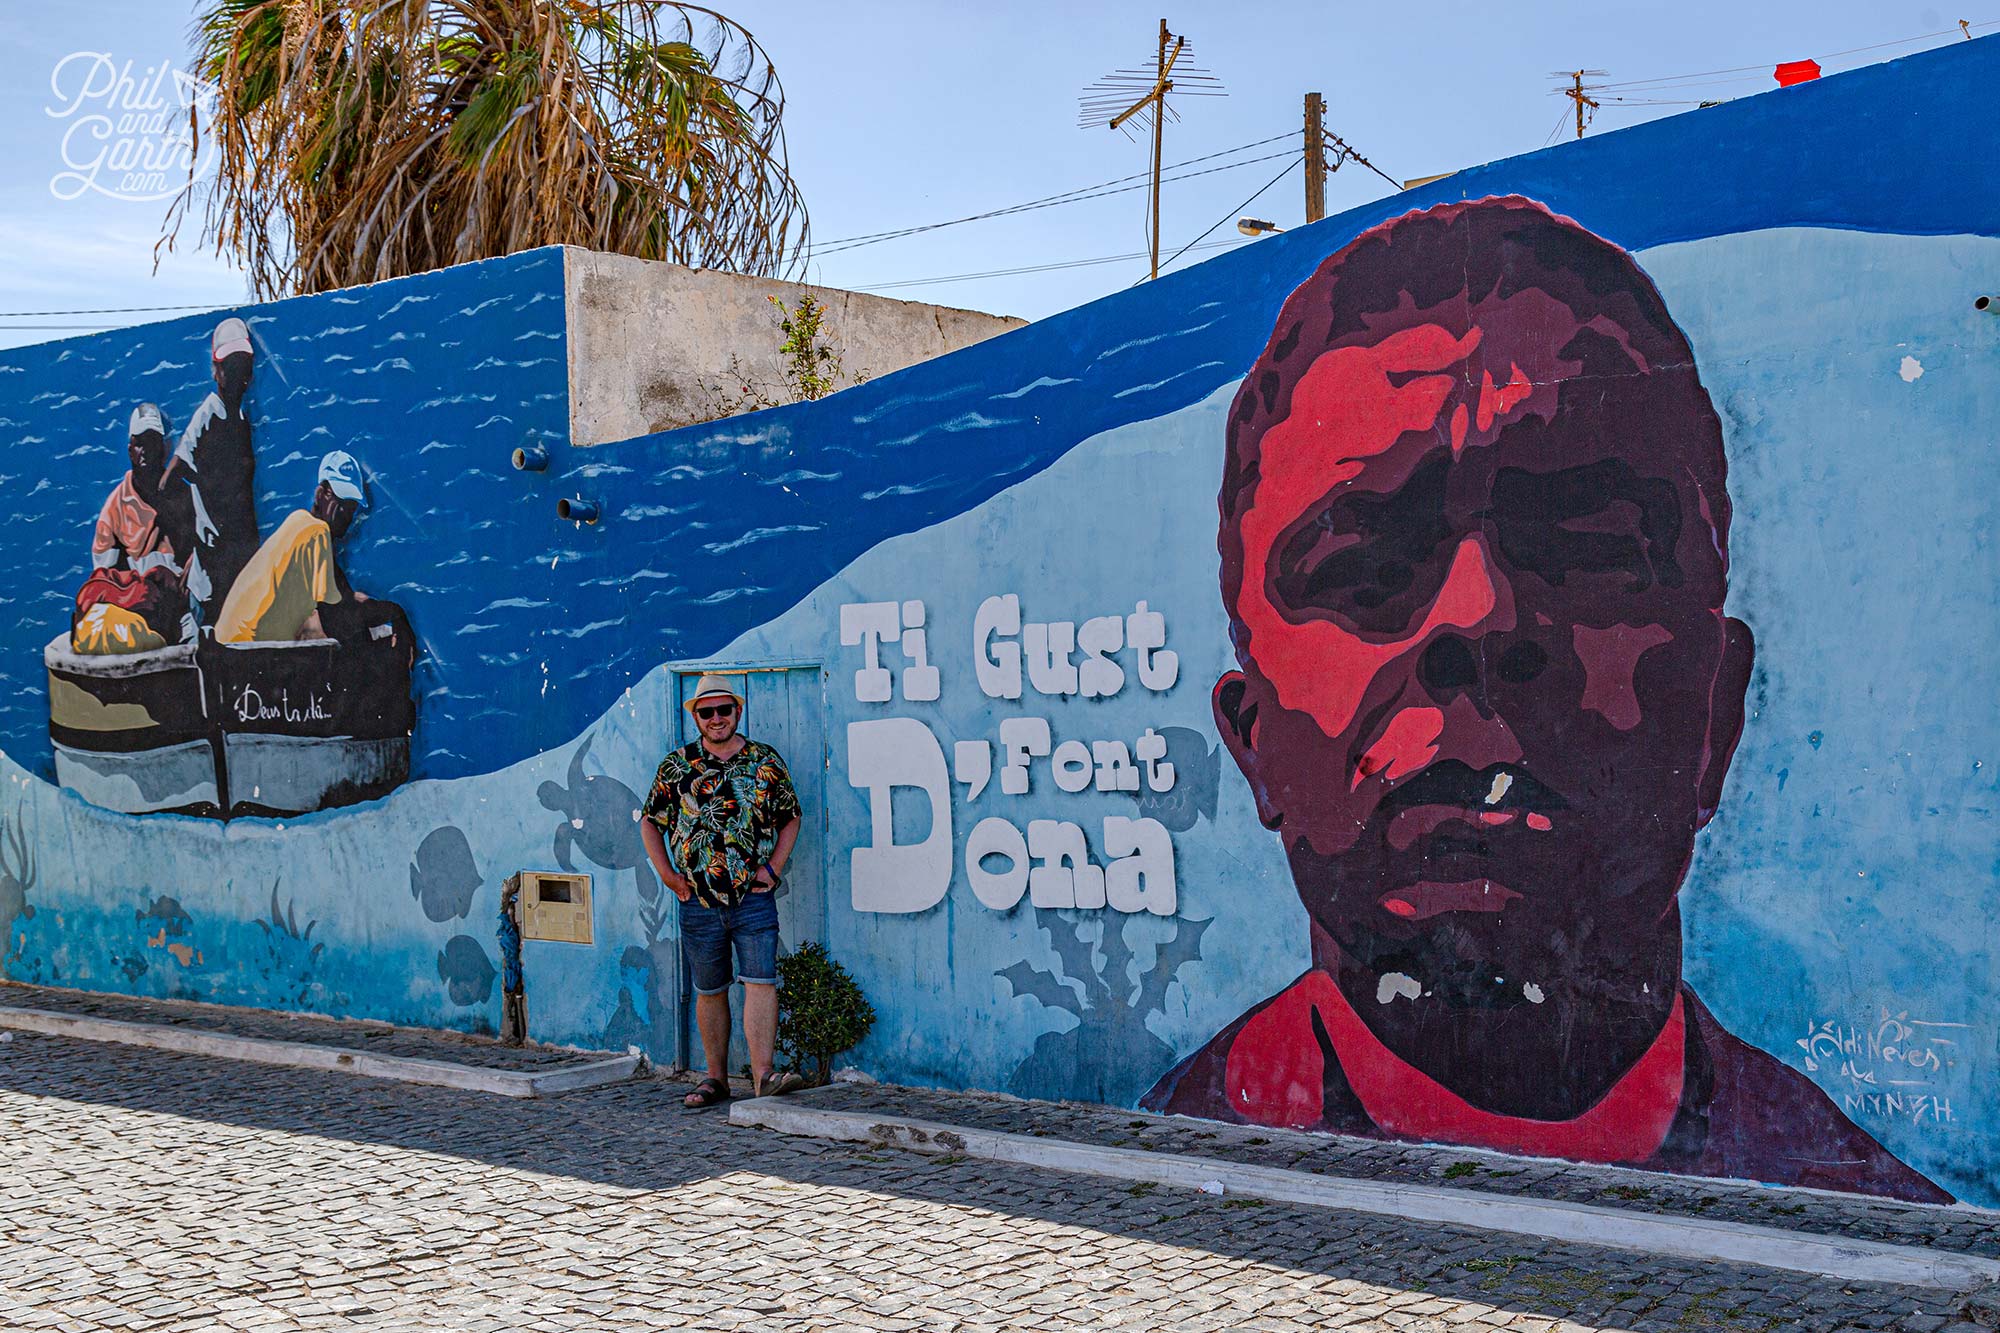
[
  {"left": 0, "top": 1005, "right": 641, "bottom": 1099},
  {"left": 730, "top": 1099, "right": 2000, "bottom": 1293}
]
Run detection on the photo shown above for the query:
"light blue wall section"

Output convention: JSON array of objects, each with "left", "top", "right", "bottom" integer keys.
[
  {"left": 710, "top": 384, "right": 1308, "bottom": 1107},
  {"left": 689, "top": 227, "right": 1997, "bottom": 1203},
  {"left": 1648, "top": 229, "right": 1999, "bottom": 1203}
]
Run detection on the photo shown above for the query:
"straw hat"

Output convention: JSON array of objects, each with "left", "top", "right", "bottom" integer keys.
[{"left": 683, "top": 674, "right": 745, "bottom": 712}]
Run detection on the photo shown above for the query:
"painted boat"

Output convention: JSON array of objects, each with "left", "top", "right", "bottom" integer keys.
[{"left": 45, "top": 630, "right": 412, "bottom": 819}]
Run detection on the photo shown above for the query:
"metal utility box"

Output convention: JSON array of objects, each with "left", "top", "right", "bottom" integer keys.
[{"left": 509, "top": 871, "right": 593, "bottom": 944}]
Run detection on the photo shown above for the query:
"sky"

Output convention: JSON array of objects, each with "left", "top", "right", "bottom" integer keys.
[{"left": 0, "top": 1, "right": 1987, "bottom": 350}]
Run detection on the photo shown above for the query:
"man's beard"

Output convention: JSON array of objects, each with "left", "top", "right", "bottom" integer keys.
[{"left": 1292, "top": 833, "right": 1687, "bottom": 1120}]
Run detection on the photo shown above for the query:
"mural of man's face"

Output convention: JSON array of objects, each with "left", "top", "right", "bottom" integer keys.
[
  {"left": 312, "top": 483, "right": 361, "bottom": 539},
  {"left": 128, "top": 429, "right": 166, "bottom": 501},
  {"left": 1215, "top": 204, "right": 1754, "bottom": 1108},
  {"left": 215, "top": 350, "right": 253, "bottom": 403}
]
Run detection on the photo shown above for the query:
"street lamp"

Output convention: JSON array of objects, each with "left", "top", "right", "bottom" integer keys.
[{"left": 1237, "top": 217, "right": 1283, "bottom": 237}]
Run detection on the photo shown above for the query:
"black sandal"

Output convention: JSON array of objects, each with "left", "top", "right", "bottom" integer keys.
[
  {"left": 683, "top": 1076, "right": 730, "bottom": 1110},
  {"left": 755, "top": 1070, "right": 807, "bottom": 1098}
]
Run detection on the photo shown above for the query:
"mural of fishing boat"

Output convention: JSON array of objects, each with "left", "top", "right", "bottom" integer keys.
[{"left": 45, "top": 630, "right": 412, "bottom": 820}]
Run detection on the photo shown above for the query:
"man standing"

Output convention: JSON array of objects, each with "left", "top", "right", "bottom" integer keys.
[
  {"left": 170, "top": 317, "right": 261, "bottom": 614},
  {"left": 640, "top": 674, "right": 806, "bottom": 1108}
]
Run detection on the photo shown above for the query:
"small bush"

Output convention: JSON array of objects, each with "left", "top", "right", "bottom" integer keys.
[{"left": 776, "top": 941, "right": 876, "bottom": 1085}]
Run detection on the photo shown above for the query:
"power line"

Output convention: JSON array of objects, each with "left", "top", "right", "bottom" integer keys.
[
  {"left": 811, "top": 133, "right": 1297, "bottom": 257},
  {"left": 1590, "top": 73, "right": 1773, "bottom": 94},
  {"left": 0, "top": 302, "right": 229, "bottom": 320},
  {"left": 1321, "top": 132, "right": 1401, "bottom": 191},
  {"left": 1155, "top": 156, "right": 1303, "bottom": 278},
  {"left": 817, "top": 132, "right": 1292, "bottom": 246},
  {"left": 852, "top": 238, "right": 1248, "bottom": 292},
  {"left": 1542, "top": 103, "right": 1576, "bottom": 148},
  {"left": 815, "top": 147, "right": 1300, "bottom": 258},
  {"left": 1578, "top": 19, "right": 1998, "bottom": 97}
]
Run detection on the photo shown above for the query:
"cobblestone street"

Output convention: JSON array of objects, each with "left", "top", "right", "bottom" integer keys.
[{"left": 0, "top": 1032, "right": 1982, "bottom": 1332}]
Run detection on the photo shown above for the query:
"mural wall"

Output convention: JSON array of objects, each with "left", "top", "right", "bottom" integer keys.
[
  {"left": 55, "top": 318, "right": 418, "bottom": 821},
  {"left": 0, "top": 41, "right": 1993, "bottom": 1208}
]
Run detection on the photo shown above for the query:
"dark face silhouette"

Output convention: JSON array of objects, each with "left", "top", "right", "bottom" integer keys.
[
  {"left": 215, "top": 351, "right": 253, "bottom": 405},
  {"left": 127, "top": 429, "right": 166, "bottom": 505},
  {"left": 311, "top": 482, "right": 360, "bottom": 539},
  {"left": 1216, "top": 199, "right": 1754, "bottom": 1108}
]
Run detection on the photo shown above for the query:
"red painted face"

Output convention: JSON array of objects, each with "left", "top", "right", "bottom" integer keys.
[{"left": 1217, "top": 205, "right": 1753, "bottom": 1022}]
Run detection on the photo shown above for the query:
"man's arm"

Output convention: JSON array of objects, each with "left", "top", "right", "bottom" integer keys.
[
  {"left": 187, "top": 476, "right": 219, "bottom": 546},
  {"left": 175, "top": 409, "right": 223, "bottom": 547},
  {"left": 91, "top": 496, "right": 117, "bottom": 568},
  {"left": 639, "top": 813, "right": 693, "bottom": 902},
  {"left": 753, "top": 816, "right": 801, "bottom": 892}
]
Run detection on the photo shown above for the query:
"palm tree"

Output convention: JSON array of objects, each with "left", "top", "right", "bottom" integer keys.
[{"left": 162, "top": 0, "right": 808, "bottom": 298}]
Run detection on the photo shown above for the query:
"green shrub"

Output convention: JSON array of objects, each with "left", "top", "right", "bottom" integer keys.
[{"left": 776, "top": 941, "right": 876, "bottom": 1085}]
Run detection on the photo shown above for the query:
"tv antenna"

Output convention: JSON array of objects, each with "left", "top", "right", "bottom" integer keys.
[
  {"left": 1079, "top": 19, "right": 1226, "bottom": 281},
  {"left": 1552, "top": 70, "right": 1607, "bottom": 139}
]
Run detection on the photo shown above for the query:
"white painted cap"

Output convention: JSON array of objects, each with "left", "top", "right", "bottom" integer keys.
[
  {"left": 211, "top": 317, "right": 252, "bottom": 362},
  {"left": 317, "top": 450, "right": 368, "bottom": 507}
]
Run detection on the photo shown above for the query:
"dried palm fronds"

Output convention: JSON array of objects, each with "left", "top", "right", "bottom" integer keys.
[{"left": 161, "top": 0, "right": 808, "bottom": 297}]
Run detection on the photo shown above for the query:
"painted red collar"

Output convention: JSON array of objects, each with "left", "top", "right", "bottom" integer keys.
[{"left": 1223, "top": 969, "right": 1686, "bottom": 1164}]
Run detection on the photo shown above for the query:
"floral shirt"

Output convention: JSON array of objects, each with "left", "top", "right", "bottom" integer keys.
[{"left": 643, "top": 738, "right": 800, "bottom": 909}]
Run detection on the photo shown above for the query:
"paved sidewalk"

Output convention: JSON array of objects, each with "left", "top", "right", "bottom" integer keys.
[
  {"left": 0, "top": 1027, "right": 1991, "bottom": 1332},
  {"left": 800, "top": 1082, "right": 1999, "bottom": 1260},
  {"left": 0, "top": 979, "right": 606, "bottom": 1071}
]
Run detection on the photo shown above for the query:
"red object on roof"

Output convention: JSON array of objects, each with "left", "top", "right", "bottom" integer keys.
[{"left": 1774, "top": 59, "right": 1822, "bottom": 87}]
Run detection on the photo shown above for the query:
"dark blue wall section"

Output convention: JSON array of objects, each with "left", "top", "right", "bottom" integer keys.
[{"left": 0, "top": 247, "right": 570, "bottom": 781}]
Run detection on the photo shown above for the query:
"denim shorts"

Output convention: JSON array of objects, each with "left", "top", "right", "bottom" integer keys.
[{"left": 680, "top": 890, "right": 780, "bottom": 995}]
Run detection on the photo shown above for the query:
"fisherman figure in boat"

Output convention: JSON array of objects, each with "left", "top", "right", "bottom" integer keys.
[
  {"left": 71, "top": 403, "right": 191, "bottom": 657},
  {"left": 214, "top": 451, "right": 414, "bottom": 666},
  {"left": 168, "top": 317, "right": 261, "bottom": 618},
  {"left": 91, "top": 403, "right": 180, "bottom": 580}
]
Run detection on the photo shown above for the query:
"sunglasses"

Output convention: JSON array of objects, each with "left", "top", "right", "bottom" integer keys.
[{"left": 695, "top": 702, "right": 737, "bottom": 720}]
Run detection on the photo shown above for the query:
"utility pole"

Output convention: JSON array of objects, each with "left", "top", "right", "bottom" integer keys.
[
  {"left": 1303, "top": 92, "right": 1326, "bottom": 224},
  {"left": 1110, "top": 19, "right": 1184, "bottom": 280},
  {"left": 1078, "top": 21, "right": 1224, "bottom": 280},
  {"left": 1563, "top": 70, "right": 1603, "bottom": 139},
  {"left": 1097, "top": 21, "right": 1183, "bottom": 279},
  {"left": 1149, "top": 21, "right": 1169, "bottom": 278}
]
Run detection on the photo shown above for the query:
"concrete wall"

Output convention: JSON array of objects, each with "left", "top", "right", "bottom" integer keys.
[
  {"left": 563, "top": 249, "right": 1024, "bottom": 446},
  {"left": 0, "top": 40, "right": 1995, "bottom": 1212}
]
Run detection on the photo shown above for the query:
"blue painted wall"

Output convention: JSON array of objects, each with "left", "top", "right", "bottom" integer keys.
[{"left": 0, "top": 39, "right": 1993, "bottom": 1206}]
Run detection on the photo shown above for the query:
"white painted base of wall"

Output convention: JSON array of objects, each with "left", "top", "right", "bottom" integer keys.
[
  {"left": 0, "top": 1005, "right": 641, "bottom": 1099},
  {"left": 730, "top": 1098, "right": 2000, "bottom": 1294}
]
